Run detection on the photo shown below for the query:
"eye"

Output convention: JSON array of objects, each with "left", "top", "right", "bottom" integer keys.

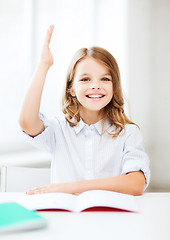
[
  {"left": 102, "top": 77, "right": 111, "bottom": 81},
  {"left": 80, "top": 78, "right": 89, "bottom": 82}
]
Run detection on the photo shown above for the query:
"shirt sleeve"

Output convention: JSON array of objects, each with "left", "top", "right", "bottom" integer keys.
[
  {"left": 22, "top": 112, "right": 56, "bottom": 153},
  {"left": 121, "top": 124, "right": 151, "bottom": 190}
]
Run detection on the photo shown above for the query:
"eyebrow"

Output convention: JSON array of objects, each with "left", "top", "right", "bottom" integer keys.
[{"left": 79, "top": 73, "right": 112, "bottom": 77}]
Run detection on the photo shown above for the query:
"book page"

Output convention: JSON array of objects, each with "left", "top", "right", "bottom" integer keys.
[
  {"left": 17, "top": 193, "right": 77, "bottom": 212},
  {"left": 76, "top": 190, "right": 139, "bottom": 212}
]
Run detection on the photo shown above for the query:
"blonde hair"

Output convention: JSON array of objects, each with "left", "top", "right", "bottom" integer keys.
[{"left": 62, "top": 46, "right": 136, "bottom": 137}]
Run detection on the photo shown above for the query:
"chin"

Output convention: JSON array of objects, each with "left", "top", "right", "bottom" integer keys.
[{"left": 86, "top": 107, "right": 105, "bottom": 112}]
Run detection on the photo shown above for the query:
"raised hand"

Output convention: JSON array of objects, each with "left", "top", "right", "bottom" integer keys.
[
  {"left": 19, "top": 25, "right": 55, "bottom": 137},
  {"left": 40, "top": 24, "right": 54, "bottom": 68}
]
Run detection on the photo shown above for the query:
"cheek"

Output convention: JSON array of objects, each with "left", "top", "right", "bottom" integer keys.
[
  {"left": 70, "top": 82, "right": 81, "bottom": 97},
  {"left": 75, "top": 85, "right": 86, "bottom": 95},
  {"left": 107, "top": 85, "right": 113, "bottom": 96},
  {"left": 74, "top": 86, "right": 88, "bottom": 105}
]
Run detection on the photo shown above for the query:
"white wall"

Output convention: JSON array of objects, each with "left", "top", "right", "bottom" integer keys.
[
  {"left": 127, "top": 0, "right": 170, "bottom": 191},
  {"left": 150, "top": 0, "right": 170, "bottom": 191}
]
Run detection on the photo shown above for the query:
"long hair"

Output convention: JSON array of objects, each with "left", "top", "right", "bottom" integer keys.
[{"left": 62, "top": 46, "right": 136, "bottom": 137}]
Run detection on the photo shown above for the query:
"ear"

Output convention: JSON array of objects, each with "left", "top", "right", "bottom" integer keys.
[{"left": 69, "top": 85, "right": 76, "bottom": 97}]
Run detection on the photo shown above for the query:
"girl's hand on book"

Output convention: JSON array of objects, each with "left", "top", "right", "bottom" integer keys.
[
  {"left": 40, "top": 25, "right": 54, "bottom": 68},
  {"left": 26, "top": 182, "right": 73, "bottom": 195}
]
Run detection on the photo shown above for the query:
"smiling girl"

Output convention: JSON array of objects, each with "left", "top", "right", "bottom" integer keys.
[{"left": 19, "top": 25, "right": 150, "bottom": 195}]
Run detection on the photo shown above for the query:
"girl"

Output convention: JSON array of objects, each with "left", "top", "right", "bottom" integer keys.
[{"left": 19, "top": 25, "right": 150, "bottom": 196}]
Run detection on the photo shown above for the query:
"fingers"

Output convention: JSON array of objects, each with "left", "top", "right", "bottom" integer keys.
[
  {"left": 25, "top": 183, "right": 69, "bottom": 195},
  {"left": 26, "top": 186, "right": 49, "bottom": 195},
  {"left": 44, "top": 24, "right": 54, "bottom": 46}
]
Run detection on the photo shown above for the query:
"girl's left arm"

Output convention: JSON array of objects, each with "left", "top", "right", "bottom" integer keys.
[
  {"left": 26, "top": 170, "right": 145, "bottom": 196},
  {"left": 73, "top": 170, "right": 146, "bottom": 196}
]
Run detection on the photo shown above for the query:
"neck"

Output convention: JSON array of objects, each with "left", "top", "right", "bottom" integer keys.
[{"left": 80, "top": 109, "right": 105, "bottom": 125}]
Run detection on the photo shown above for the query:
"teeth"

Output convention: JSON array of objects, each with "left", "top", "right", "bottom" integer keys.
[{"left": 87, "top": 95, "right": 103, "bottom": 98}]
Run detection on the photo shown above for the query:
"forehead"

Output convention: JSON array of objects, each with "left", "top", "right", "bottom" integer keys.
[{"left": 75, "top": 57, "right": 111, "bottom": 76}]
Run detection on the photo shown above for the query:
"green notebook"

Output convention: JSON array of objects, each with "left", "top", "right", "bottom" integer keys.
[{"left": 0, "top": 202, "right": 47, "bottom": 233}]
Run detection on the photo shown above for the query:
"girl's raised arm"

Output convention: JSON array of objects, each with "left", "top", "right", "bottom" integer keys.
[{"left": 19, "top": 25, "right": 54, "bottom": 137}]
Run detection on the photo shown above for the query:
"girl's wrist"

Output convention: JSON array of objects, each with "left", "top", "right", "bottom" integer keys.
[
  {"left": 38, "top": 60, "right": 52, "bottom": 70},
  {"left": 70, "top": 180, "right": 90, "bottom": 194}
]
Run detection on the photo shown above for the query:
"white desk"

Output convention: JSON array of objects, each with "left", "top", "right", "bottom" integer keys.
[{"left": 0, "top": 192, "right": 170, "bottom": 240}]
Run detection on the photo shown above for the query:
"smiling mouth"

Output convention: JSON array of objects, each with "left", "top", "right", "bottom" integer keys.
[{"left": 86, "top": 94, "right": 105, "bottom": 99}]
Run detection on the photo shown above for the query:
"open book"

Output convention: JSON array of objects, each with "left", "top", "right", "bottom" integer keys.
[{"left": 16, "top": 190, "right": 139, "bottom": 213}]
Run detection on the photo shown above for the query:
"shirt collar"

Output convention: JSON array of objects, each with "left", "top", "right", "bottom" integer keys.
[{"left": 73, "top": 118, "right": 112, "bottom": 135}]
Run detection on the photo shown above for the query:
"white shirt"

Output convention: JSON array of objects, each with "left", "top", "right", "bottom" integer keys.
[{"left": 23, "top": 112, "right": 150, "bottom": 190}]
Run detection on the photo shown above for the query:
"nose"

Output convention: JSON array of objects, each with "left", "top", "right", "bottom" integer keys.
[
  {"left": 91, "top": 86, "right": 100, "bottom": 90},
  {"left": 90, "top": 81, "right": 100, "bottom": 90}
]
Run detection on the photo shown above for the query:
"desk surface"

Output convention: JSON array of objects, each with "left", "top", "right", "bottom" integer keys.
[{"left": 0, "top": 192, "right": 170, "bottom": 240}]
